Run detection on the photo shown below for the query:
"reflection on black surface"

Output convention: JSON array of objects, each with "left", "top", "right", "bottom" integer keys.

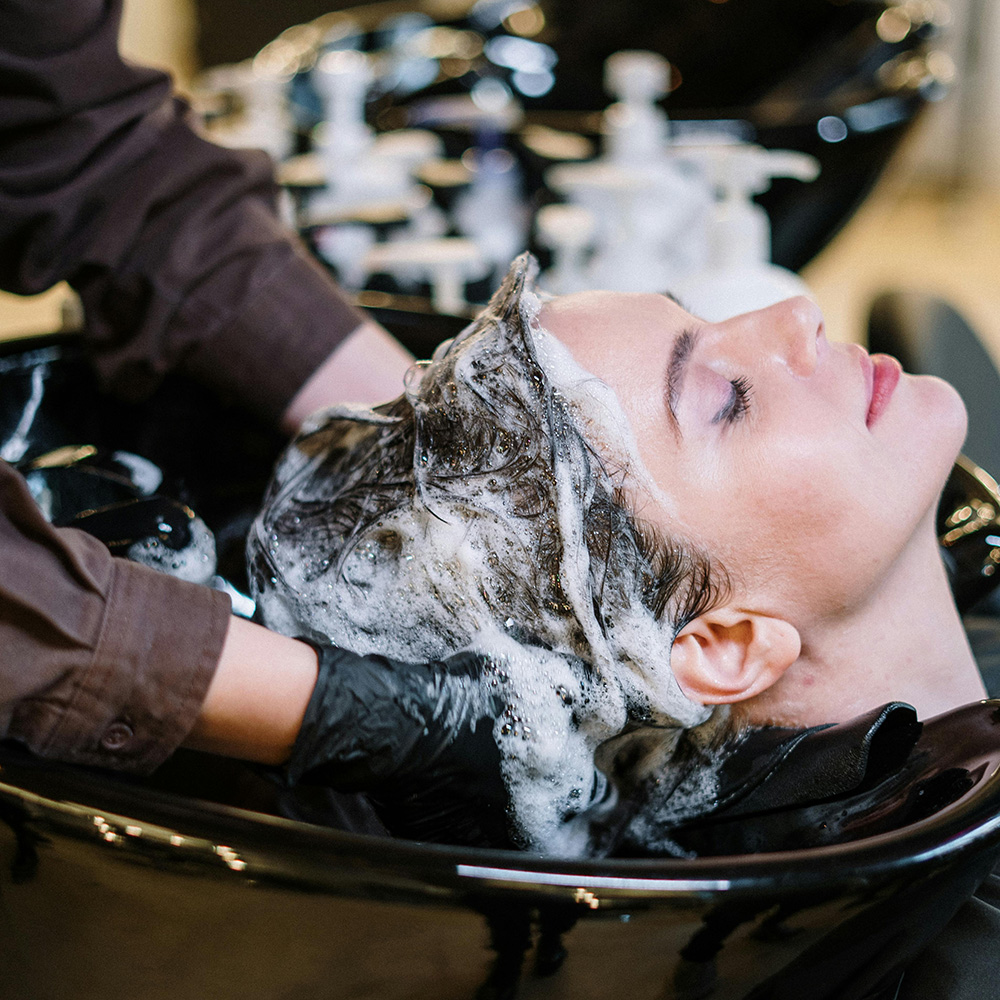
[{"left": 471, "top": 902, "right": 578, "bottom": 1000}]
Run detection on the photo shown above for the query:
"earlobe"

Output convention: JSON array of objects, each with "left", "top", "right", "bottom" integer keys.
[{"left": 670, "top": 609, "right": 801, "bottom": 705}]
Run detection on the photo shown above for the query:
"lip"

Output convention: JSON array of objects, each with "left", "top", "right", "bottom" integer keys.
[{"left": 866, "top": 353, "right": 902, "bottom": 428}]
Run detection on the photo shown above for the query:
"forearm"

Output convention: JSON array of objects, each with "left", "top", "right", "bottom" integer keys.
[
  {"left": 184, "top": 617, "right": 319, "bottom": 765},
  {"left": 281, "top": 319, "right": 415, "bottom": 432},
  {"left": 1, "top": 455, "right": 315, "bottom": 769}
]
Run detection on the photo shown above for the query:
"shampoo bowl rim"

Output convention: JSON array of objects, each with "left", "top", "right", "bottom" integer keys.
[{"left": 3, "top": 701, "right": 1000, "bottom": 907}]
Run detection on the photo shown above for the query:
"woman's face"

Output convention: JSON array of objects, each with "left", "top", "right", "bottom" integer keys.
[{"left": 541, "top": 291, "right": 967, "bottom": 633}]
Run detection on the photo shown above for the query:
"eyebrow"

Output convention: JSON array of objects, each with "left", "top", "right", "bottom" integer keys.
[{"left": 665, "top": 327, "right": 699, "bottom": 439}]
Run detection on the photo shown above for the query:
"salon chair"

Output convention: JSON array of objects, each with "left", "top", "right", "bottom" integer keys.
[{"left": 4, "top": 319, "right": 1000, "bottom": 1000}]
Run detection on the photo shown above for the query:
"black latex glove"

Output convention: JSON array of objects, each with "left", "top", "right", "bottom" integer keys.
[{"left": 286, "top": 642, "right": 513, "bottom": 848}]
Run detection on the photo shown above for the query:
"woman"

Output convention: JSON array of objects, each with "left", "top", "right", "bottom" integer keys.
[{"left": 250, "top": 253, "right": 986, "bottom": 855}]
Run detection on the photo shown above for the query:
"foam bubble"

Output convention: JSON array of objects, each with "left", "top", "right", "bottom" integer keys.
[{"left": 128, "top": 515, "right": 217, "bottom": 586}]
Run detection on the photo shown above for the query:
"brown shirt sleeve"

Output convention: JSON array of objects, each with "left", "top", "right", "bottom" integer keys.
[
  {"left": 0, "top": 0, "right": 366, "bottom": 422},
  {"left": 0, "top": 460, "right": 231, "bottom": 772}
]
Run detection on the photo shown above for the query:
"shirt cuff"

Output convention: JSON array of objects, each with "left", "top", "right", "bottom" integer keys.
[{"left": 11, "top": 557, "right": 231, "bottom": 773}]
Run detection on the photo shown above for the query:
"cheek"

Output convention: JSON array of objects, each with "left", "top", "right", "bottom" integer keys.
[
  {"left": 681, "top": 429, "right": 883, "bottom": 596},
  {"left": 727, "top": 424, "right": 870, "bottom": 526},
  {"left": 645, "top": 382, "right": 964, "bottom": 619}
]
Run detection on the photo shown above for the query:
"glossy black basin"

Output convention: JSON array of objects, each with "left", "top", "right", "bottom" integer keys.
[{"left": 3, "top": 698, "right": 1000, "bottom": 1000}]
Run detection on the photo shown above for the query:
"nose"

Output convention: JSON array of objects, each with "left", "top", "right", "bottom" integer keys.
[{"left": 724, "top": 296, "right": 825, "bottom": 377}]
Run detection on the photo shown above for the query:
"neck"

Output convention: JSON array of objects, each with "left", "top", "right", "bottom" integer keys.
[{"left": 743, "top": 514, "right": 986, "bottom": 729}]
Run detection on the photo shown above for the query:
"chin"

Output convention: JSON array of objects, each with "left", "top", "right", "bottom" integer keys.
[{"left": 910, "top": 374, "right": 968, "bottom": 478}]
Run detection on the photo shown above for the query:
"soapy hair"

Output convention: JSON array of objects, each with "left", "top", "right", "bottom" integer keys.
[{"left": 249, "top": 254, "right": 729, "bottom": 852}]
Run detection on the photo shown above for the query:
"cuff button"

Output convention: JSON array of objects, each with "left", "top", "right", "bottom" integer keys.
[{"left": 101, "top": 721, "right": 135, "bottom": 751}]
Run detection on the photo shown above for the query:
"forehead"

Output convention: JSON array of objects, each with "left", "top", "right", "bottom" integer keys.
[{"left": 540, "top": 291, "right": 693, "bottom": 376}]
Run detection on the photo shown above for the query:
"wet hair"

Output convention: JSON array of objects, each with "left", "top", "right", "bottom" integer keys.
[
  {"left": 249, "top": 254, "right": 731, "bottom": 851},
  {"left": 252, "top": 254, "right": 725, "bottom": 668}
]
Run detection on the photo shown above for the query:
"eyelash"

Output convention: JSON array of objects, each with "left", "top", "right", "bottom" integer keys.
[{"left": 715, "top": 376, "right": 753, "bottom": 425}]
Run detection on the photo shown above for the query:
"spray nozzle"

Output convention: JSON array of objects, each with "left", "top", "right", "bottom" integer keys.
[{"left": 686, "top": 143, "right": 819, "bottom": 199}]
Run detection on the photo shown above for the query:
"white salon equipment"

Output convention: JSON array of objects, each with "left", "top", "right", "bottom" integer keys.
[
  {"left": 603, "top": 49, "right": 672, "bottom": 166},
  {"left": 310, "top": 49, "right": 411, "bottom": 209},
  {"left": 305, "top": 49, "right": 453, "bottom": 287},
  {"left": 535, "top": 203, "right": 597, "bottom": 295},
  {"left": 373, "top": 129, "right": 446, "bottom": 177},
  {"left": 313, "top": 48, "right": 375, "bottom": 168},
  {"left": 454, "top": 147, "right": 530, "bottom": 278},
  {"left": 313, "top": 224, "right": 377, "bottom": 291},
  {"left": 363, "top": 238, "right": 488, "bottom": 314},
  {"left": 544, "top": 50, "right": 711, "bottom": 294},
  {"left": 670, "top": 142, "right": 820, "bottom": 320},
  {"left": 197, "top": 60, "right": 294, "bottom": 162}
]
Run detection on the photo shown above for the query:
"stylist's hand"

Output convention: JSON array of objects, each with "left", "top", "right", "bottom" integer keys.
[{"left": 286, "top": 643, "right": 512, "bottom": 848}]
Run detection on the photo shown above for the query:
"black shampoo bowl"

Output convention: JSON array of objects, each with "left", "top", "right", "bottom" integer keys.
[{"left": 2, "top": 699, "right": 1000, "bottom": 1000}]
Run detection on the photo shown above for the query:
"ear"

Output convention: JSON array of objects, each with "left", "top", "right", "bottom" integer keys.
[{"left": 670, "top": 608, "right": 801, "bottom": 705}]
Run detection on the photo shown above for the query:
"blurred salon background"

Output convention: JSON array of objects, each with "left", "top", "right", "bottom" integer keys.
[{"left": 3, "top": 0, "right": 999, "bottom": 359}]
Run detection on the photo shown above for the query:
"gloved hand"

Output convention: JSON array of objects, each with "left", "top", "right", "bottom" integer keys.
[{"left": 285, "top": 642, "right": 513, "bottom": 848}]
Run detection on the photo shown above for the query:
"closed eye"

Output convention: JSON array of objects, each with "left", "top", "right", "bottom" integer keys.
[{"left": 713, "top": 376, "right": 753, "bottom": 425}]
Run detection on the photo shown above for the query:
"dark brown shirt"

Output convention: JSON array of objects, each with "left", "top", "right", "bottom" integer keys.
[
  {"left": 0, "top": 0, "right": 367, "bottom": 769},
  {"left": 0, "top": 461, "right": 230, "bottom": 770}
]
